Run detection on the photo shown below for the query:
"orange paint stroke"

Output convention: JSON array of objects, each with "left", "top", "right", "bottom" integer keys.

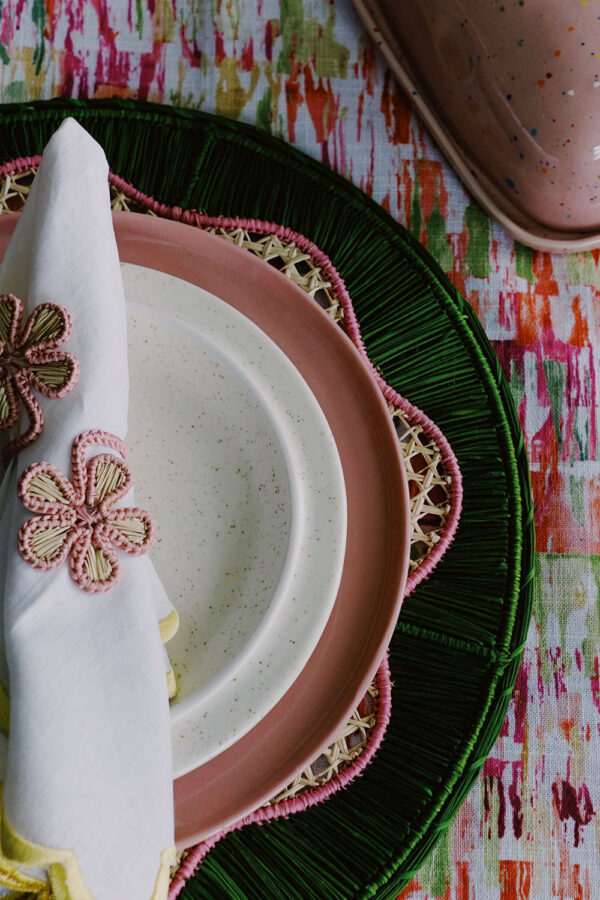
[
  {"left": 285, "top": 61, "right": 303, "bottom": 143},
  {"left": 416, "top": 159, "right": 445, "bottom": 224},
  {"left": 358, "top": 33, "right": 377, "bottom": 96},
  {"left": 499, "top": 860, "right": 532, "bottom": 900},
  {"left": 570, "top": 295, "right": 589, "bottom": 346},
  {"left": 396, "top": 878, "right": 423, "bottom": 899},
  {"left": 380, "top": 68, "right": 410, "bottom": 145},
  {"left": 456, "top": 860, "right": 470, "bottom": 900},
  {"left": 303, "top": 64, "right": 340, "bottom": 145}
]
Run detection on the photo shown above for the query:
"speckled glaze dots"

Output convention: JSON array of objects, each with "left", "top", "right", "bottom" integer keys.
[{"left": 355, "top": 0, "right": 600, "bottom": 246}]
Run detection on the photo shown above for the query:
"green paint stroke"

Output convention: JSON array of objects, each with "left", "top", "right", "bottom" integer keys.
[
  {"left": 535, "top": 555, "right": 571, "bottom": 682},
  {"left": 515, "top": 241, "right": 534, "bottom": 283},
  {"left": 276, "top": 113, "right": 286, "bottom": 141},
  {"left": 569, "top": 474, "right": 584, "bottom": 527},
  {"left": 577, "top": 554, "right": 600, "bottom": 675},
  {"left": 305, "top": 11, "right": 349, "bottom": 79},
  {"left": 535, "top": 554, "right": 600, "bottom": 681},
  {"left": 427, "top": 197, "right": 454, "bottom": 273},
  {"left": 278, "top": 0, "right": 304, "bottom": 75},
  {"left": 588, "top": 555, "right": 600, "bottom": 675},
  {"left": 574, "top": 412, "right": 589, "bottom": 462},
  {"left": 169, "top": 89, "right": 206, "bottom": 111},
  {"left": 582, "top": 582, "right": 600, "bottom": 678},
  {"left": 136, "top": 0, "right": 144, "bottom": 38},
  {"left": 277, "top": 1, "right": 348, "bottom": 78},
  {"left": 0, "top": 0, "right": 7, "bottom": 67},
  {"left": 420, "top": 823, "right": 451, "bottom": 896},
  {"left": 3, "top": 80, "right": 27, "bottom": 102},
  {"left": 162, "top": 3, "right": 175, "bottom": 42},
  {"left": 256, "top": 86, "right": 273, "bottom": 133},
  {"left": 211, "top": 0, "right": 241, "bottom": 40},
  {"left": 410, "top": 169, "right": 422, "bottom": 241},
  {"left": 567, "top": 250, "right": 600, "bottom": 290},
  {"left": 508, "top": 358, "right": 525, "bottom": 414},
  {"left": 464, "top": 201, "right": 491, "bottom": 278},
  {"left": 542, "top": 359, "right": 566, "bottom": 450},
  {"left": 31, "top": 0, "right": 46, "bottom": 74}
]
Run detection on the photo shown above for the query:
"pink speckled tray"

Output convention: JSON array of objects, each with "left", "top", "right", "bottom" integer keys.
[{"left": 354, "top": 0, "right": 600, "bottom": 251}]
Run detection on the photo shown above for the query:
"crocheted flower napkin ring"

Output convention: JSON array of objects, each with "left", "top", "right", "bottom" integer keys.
[
  {"left": 17, "top": 430, "right": 157, "bottom": 594},
  {"left": 0, "top": 294, "right": 79, "bottom": 466},
  {"left": 0, "top": 293, "right": 155, "bottom": 594}
]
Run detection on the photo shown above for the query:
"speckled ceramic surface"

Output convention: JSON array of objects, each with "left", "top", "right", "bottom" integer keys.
[
  {"left": 109, "top": 215, "right": 409, "bottom": 846},
  {"left": 354, "top": 0, "right": 600, "bottom": 250},
  {"left": 121, "top": 265, "right": 346, "bottom": 775}
]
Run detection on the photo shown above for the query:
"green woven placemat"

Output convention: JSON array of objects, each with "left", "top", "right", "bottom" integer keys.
[{"left": 0, "top": 98, "right": 535, "bottom": 900}]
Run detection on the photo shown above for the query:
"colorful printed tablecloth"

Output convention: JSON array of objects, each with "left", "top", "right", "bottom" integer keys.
[{"left": 0, "top": 2, "right": 596, "bottom": 898}]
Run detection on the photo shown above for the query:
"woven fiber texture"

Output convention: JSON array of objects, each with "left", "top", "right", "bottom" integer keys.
[{"left": 0, "top": 99, "right": 534, "bottom": 900}]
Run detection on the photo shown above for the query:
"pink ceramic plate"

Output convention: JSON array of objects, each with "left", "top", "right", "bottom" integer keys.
[
  {"left": 354, "top": 0, "right": 600, "bottom": 252},
  {"left": 118, "top": 215, "right": 410, "bottom": 847},
  {"left": 0, "top": 213, "right": 410, "bottom": 846}
]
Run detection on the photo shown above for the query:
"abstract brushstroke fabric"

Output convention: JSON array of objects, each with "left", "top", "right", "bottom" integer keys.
[{"left": 0, "top": 2, "right": 596, "bottom": 899}]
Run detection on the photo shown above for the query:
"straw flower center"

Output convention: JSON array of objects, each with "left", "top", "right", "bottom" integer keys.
[
  {"left": 17, "top": 431, "right": 158, "bottom": 594},
  {"left": 0, "top": 345, "right": 28, "bottom": 375},
  {"left": 75, "top": 505, "right": 100, "bottom": 528}
]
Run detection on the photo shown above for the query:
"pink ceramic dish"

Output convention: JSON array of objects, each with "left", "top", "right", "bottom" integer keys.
[
  {"left": 120, "top": 215, "right": 411, "bottom": 846},
  {"left": 354, "top": 0, "right": 600, "bottom": 251},
  {"left": 0, "top": 213, "right": 411, "bottom": 847}
]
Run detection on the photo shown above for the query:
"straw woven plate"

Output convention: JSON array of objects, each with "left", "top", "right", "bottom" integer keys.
[{"left": 0, "top": 159, "right": 453, "bottom": 854}]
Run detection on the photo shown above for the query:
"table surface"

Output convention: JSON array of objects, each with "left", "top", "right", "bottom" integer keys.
[{"left": 2, "top": 3, "right": 596, "bottom": 899}]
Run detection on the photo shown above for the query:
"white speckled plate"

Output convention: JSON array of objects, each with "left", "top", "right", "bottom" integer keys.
[{"left": 122, "top": 265, "right": 347, "bottom": 775}]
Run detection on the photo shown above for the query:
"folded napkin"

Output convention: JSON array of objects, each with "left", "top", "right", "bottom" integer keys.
[{"left": 0, "top": 119, "right": 177, "bottom": 899}]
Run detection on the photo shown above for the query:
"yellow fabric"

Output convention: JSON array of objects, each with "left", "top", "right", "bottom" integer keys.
[
  {"left": 151, "top": 847, "right": 178, "bottom": 900},
  {"left": 49, "top": 864, "right": 71, "bottom": 900},
  {"left": 0, "top": 808, "right": 94, "bottom": 900},
  {"left": 0, "top": 853, "right": 50, "bottom": 897},
  {"left": 158, "top": 609, "right": 179, "bottom": 643},
  {"left": 0, "top": 801, "right": 176, "bottom": 899}
]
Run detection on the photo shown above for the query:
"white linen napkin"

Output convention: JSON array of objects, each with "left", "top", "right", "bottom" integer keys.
[{"left": 0, "top": 119, "right": 177, "bottom": 899}]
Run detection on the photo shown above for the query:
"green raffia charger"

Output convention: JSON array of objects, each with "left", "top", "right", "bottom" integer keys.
[{"left": 0, "top": 98, "right": 534, "bottom": 900}]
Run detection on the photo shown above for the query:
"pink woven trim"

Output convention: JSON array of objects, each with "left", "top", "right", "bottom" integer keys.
[
  {"left": 0, "top": 155, "right": 42, "bottom": 178},
  {"left": 108, "top": 174, "right": 462, "bottom": 594},
  {"left": 17, "top": 429, "right": 156, "bottom": 594},
  {"left": 2, "top": 372, "right": 44, "bottom": 465},
  {"left": 168, "top": 654, "right": 393, "bottom": 898},
  {"left": 71, "top": 429, "right": 128, "bottom": 502},
  {"left": 0, "top": 293, "right": 80, "bottom": 466},
  {"left": 68, "top": 526, "right": 122, "bottom": 594}
]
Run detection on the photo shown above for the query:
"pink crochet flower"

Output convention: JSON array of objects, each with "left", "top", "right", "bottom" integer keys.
[
  {"left": 17, "top": 430, "right": 156, "bottom": 594},
  {"left": 0, "top": 293, "right": 79, "bottom": 465}
]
